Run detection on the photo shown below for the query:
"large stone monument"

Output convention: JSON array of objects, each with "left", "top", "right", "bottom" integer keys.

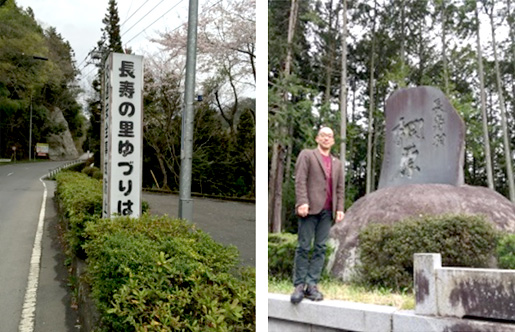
[
  {"left": 329, "top": 86, "right": 515, "bottom": 281},
  {"left": 378, "top": 86, "right": 465, "bottom": 188}
]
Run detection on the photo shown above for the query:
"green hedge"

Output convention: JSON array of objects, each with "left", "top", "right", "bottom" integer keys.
[
  {"left": 85, "top": 216, "right": 255, "bottom": 331},
  {"left": 56, "top": 171, "right": 255, "bottom": 331},
  {"left": 55, "top": 171, "right": 102, "bottom": 258},
  {"left": 81, "top": 165, "right": 103, "bottom": 180},
  {"left": 268, "top": 232, "right": 333, "bottom": 281},
  {"left": 357, "top": 214, "right": 499, "bottom": 291},
  {"left": 497, "top": 234, "right": 515, "bottom": 269}
]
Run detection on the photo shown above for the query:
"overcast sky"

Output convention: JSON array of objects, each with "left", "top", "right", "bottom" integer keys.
[{"left": 15, "top": 0, "right": 193, "bottom": 96}]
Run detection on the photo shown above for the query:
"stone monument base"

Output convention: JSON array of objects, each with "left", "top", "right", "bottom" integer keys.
[{"left": 329, "top": 184, "right": 515, "bottom": 281}]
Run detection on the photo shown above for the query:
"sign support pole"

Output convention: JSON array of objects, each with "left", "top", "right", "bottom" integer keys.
[{"left": 178, "top": 0, "right": 199, "bottom": 221}]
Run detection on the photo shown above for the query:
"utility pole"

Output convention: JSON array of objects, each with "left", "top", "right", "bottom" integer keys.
[
  {"left": 28, "top": 55, "right": 47, "bottom": 161},
  {"left": 29, "top": 94, "right": 32, "bottom": 160},
  {"left": 178, "top": 0, "right": 199, "bottom": 221}
]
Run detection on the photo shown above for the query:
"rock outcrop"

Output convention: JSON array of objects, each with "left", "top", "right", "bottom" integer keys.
[{"left": 47, "top": 107, "right": 78, "bottom": 160}]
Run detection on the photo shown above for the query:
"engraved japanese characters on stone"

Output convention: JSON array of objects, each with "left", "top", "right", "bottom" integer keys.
[{"left": 378, "top": 86, "right": 465, "bottom": 189}]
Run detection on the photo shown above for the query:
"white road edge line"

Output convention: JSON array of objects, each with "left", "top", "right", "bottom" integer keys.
[{"left": 18, "top": 177, "right": 47, "bottom": 332}]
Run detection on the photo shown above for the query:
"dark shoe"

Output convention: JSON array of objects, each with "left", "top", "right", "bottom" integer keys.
[
  {"left": 290, "top": 284, "right": 305, "bottom": 304},
  {"left": 305, "top": 284, "right": 323, "bottom": 301}
]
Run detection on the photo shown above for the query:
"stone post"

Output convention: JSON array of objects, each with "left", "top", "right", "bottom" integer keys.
[{"left": 414, "top": 253, "right": 441, "bottom": 316}]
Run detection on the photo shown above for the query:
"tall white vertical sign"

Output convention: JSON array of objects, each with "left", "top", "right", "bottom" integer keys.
[{"left": 103, "top": 53, "right": 143, "bottom": 218}]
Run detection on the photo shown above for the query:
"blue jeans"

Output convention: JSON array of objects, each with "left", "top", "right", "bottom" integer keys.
[{"left": 293, "top": 209, "right": 332, "bottom": 286}]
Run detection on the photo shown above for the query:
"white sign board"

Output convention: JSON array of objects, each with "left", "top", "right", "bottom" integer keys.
[{"left": 103, "top": 53, "right": 143, "bottom": 218}]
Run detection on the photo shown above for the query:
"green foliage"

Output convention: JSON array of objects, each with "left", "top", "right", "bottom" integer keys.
[
  {"left": 0, "top": 1, "right": 84, "bottom": 158},
  {"left": 268, "top": 233, "right": 298, "bottom": 280},
  {"left": 497, "top": 234, "right": 515, "bottom": 269},
  {"left": 85, "top": 215, "right": 255, "bottom": 332},
  {"left": 55, "top": 170, "right": 255, "bottom": 331},
  {"left": 142, "top": 64, "right": 256, "bottom": 198},
  {"left": 357, "top": 214, "right": 499, "bottom": 291},
  {"left": 55, "top": 171, "right": 102, "bottom": 258},
  {"left": 268, "top": 232, "right": 333, "bottom": 281}
]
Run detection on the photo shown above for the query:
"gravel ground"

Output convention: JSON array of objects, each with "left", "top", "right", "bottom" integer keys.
[{"left": 142, "top": 192, "right": 255, "bottom": 267}]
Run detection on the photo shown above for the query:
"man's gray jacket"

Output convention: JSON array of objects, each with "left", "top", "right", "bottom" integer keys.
[{"left": 294, "top": 148, "right": 344, "bottom": 218}]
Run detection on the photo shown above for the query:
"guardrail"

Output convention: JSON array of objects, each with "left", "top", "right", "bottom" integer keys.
[{"left": 46, "top": 160, "right": 85, "bottom": 179}]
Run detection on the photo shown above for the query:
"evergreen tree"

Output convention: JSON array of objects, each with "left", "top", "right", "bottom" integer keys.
[
  {"left": 103, "top": 0, "right": 123, "bottom": 53},
  {"left": 86, "top": 0, "right": 124, "bottom": 164}
]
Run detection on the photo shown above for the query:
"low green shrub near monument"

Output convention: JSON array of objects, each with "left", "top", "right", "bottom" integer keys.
[
  {"left": 55, "top": 171, "right": 102, "bottom": 258},
  {"left": 268, "top": 232, "right": 333, "bottom": 280},
  {"left": 268, "top": 233, "right": 297, "bottom": 279},
  {"left": 497, "top": 233, "right": 515, "bottom": 269},
  {"left": 56, "top": 171, "right": 255, "bottom": 331},
  {"left": 357, "top": 214, "right": 499, "bottom": 290}
]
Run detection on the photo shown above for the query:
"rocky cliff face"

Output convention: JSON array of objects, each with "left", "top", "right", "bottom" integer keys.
[{"left": 47, "top": 107, "right": 78, "bottom": 160}]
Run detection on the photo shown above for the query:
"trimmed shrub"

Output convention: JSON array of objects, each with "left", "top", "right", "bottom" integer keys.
[
  {"left": 357, "top": 214, "right": 499, "bottom": 291},
  {"left": 268, "top": 232, "right": 333, "bottom": 280},
  {"left": 268, "top": 233, "right": 297, "bottom": 280},
  {"left": 84, "top": 215, "right": 255, "bottom": 332},
  {"left": 55, "top": 171, "right": 103, "bottom": 257},
  {"left": 497, "top": 233, "right": 515, "bottom": 269}
]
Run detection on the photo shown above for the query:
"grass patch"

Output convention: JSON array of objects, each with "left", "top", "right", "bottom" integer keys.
[{"left": 268, "top": 278, "right": 415, "bottom": 310}]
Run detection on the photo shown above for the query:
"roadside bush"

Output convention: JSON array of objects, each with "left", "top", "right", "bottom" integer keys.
[
  {"left": 55, "top": 171, "right": 102, "bottom": 257},
  {"left": 268, "top": 232, "right": 333, "bottom": 281},
  {"left": 81, "top": 165, "right": 98, "bottom": 177},
  {"left": 497, "top": 233, "right": 515, "bottom": 269},
  {"left": 85, "top": 215, "right": 255, "bottom": 332},
  {"left": 357, "top": 214, "right": 498, "bottom": 291}
]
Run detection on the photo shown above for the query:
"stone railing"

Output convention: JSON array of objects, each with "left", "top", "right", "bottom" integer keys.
[
  {"left": 414, "top": 253, "right": 515, "bottom": 321},
  {"left": 269, "top": 253, "right": 515, "bottom": 332}
]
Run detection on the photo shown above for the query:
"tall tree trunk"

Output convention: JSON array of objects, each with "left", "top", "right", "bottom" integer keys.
[
  {"left": 475, "top": 1, "right": 494, "bottom": 189},
  {"left": 272, "top": 143, "right": 285, "bottom": 233},
  {"left": 441, "top": 1, "right": 449, "bottom": 95},
  {"left": 400, "top": 0, "right": 405, "bottom": 65},
  {"left": 269, "top": 0, "right": 299, "bottom": 233},
  {"left": 268, "top": 141, "right": 279, "bottom": 232},
  {"left": 488, "top": 4, "right": 515, "bottom": 201},
  {"left": 339, "top": 0, "right": 348, "bottom": 211},
  {"left": 366, "top": 0, "right": 377, "bottom": 195},
  {"left": 324, "top": 0, "right": 335, "bottom": 105}
]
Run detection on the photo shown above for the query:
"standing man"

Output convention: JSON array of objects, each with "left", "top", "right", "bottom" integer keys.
[{"left": 291, "top": 126, "right": 345, "bottom": 304}]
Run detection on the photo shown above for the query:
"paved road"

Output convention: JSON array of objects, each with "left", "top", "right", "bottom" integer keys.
[
  {"left": 142, "top": 192, "right": 256, "bottom": 267},
  {"left": 0, "top": 161, "right": 78, "bottom": 332}
]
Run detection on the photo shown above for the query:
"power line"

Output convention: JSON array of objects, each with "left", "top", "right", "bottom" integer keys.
[
  {"left": 125, "top": 0, "right": 223, "bottom": 47},
  {"left": 121, "top": 0, "right": 152, "bottom": 28},
  {"left": 121, "top": 0, "right": 167, "bottom": 38},
  {"left": 125, "top": 0, "right": 186, "bottom": 45}
]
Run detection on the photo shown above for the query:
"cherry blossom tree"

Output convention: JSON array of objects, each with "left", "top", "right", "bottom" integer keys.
[{"left": 153, "top": 0, "right": 255, "bottom": 132}]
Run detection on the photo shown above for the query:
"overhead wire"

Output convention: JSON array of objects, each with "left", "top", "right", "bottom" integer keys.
[
  {"left": 80, "top": 0, "right": 221, "bottom": 81},
  {"left": 125, "top": 0, "right": 223, "bottom": 47},
  {"left": 121, "top": 0, "right": 167, "bottom": 37},
  {"left": 124, "top": 0, "right": 186, "bottom": 45},
  {"left": 121, "top": 0, "right": 152, "bottom": 28}
]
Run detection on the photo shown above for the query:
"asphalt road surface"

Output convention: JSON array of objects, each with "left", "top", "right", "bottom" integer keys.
[
  {"left": 142, "top": 192, "right": 256, "bottom": 267},
  {"left": 0, "top": 161, "right": 254, "bottom": 332},
  {"left": 0, "top": 161, "right": 78, "bottom": 332}
]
